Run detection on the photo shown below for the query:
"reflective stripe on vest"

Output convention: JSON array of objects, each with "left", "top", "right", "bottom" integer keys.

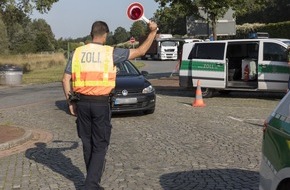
[{"left": 71, "top": 44, "right": 116, "bottom": 96}]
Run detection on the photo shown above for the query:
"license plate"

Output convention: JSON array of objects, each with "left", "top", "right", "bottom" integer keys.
[{"left": 114, "top": 97, "right": 137, "bottom": 105}]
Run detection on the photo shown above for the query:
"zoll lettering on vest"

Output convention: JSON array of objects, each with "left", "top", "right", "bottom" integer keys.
[
  {"left": 72, "top": 44, "right": 116, "bottom": 96},
  {"left": 81, "top": 52, "right": 101, "bottom": 63}
]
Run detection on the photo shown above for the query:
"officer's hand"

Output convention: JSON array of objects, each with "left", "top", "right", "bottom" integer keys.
[
  {"left": 148, "top": 21, "right": 158, "bottom": 32},
  {"left": 68, "top": 103, "right": 77, "bottom": 116}
]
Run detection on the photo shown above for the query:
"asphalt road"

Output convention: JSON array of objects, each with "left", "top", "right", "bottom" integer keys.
[
  {"left": 0, "top": 60, "right": 286, "bottom": 190},
  {"left": 140, "top": 60, "right": 179, "bottom": 73}
]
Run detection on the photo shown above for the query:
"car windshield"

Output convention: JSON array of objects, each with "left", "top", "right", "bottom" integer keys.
[
  {"left": 273, "top": 93, "right": 290, "bottom": 119},
  {"left": 161, "top": 41, "right": 177, "bottom": 46},
  {"left": 115, "top": 60, "right": 140, "bottom": 76},
  {"left": 282, "top": 40, "right": 290, "bottom": 46}
]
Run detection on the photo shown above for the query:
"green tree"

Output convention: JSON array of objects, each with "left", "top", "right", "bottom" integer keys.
[
  {"left": 55, "top": 38, "right": 67, "bottom": 52},
  {"left": 31, "top": 19, "right": 56, "bottom": 51},
  {"left": 1, "top": 5, "right": 30, "bottom": 43},
  {"left": 0, "top": 0, "right": 58, "bottom": 53},
  {"left": 0, "top": 0, "right": 59, "bottom": 14},
  {"left": 236, "top": 0, "right": 290, "bottom": 24},
  {"left": 113, "top": 27, "right": 129, "bottom": 44},
  {"left": 154, "top": 0, "right": 270, "bottom": 40},
  {"left": 31, "top": 19, "right": 55, "bottom": 39},
  {"left": 154, "top": 0, "right": 208, "bottom": 37},
  {"left": 0, "top": 15, "right": 9, "bottom": 54},
  {"left": 9, "top": 23, "right": 37, "bottom": 53},
  {"left": 198, "top": 0, "right": 233, "bottom": 40},
  {"left": 106, "top": 32, "right": 115, "bottom": 45},
  {"left": 153, "top": 4, "right": 188, "bottom": 35},
  {"left": 35, "top": 32, "right": 55, "bottom": 52},
  {"left": 130, "top": 21, "right": 147, "bottom": 40}
]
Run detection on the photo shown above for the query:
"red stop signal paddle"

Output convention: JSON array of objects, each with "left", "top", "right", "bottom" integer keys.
[{"left": 127, "top": 2, "right": 149, "bottom": 23}]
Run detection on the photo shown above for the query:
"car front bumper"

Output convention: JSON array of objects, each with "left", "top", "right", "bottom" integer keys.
[
  {"left": 259, "top": 155, "right": 278, "bottom": 190},
  {"left": 111, "top": 93, "right": 156, "bottom": 113}
]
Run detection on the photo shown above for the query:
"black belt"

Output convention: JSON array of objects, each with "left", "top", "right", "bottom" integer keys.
[{"left": 79, "top": 94, "right": 110, "bottom": 102}]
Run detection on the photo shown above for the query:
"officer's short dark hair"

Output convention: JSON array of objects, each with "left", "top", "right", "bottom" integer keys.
[{"left": 90, "top": 21, "right": 110, "bottom": 38}]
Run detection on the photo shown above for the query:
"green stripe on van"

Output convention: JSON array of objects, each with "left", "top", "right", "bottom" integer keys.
[
  {"left": 258, "top": 64, "right": 289, "bottom": 74},
  {"left": 180, "top": 60, "right": 224, "bottom": 72}
]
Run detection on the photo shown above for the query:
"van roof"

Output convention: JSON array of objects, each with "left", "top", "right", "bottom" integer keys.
[
  {"left": 189, "top": 38, "right": 290, "bottom": 46},
  {"left": 274, "top": 38, "right": 290, "bottom": 45}
]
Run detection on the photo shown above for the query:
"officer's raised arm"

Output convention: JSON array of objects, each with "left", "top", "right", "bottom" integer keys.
[{"left": 128, "top": 21, "right": 158, "bottom": 60}]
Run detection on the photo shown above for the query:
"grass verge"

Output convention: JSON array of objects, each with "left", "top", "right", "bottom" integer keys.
[
  {"left": 1, "top": 53, "right": 145, "bottom": 85},
  {"left": 22, "top": 64, "right": 65, "bottom": 84}
]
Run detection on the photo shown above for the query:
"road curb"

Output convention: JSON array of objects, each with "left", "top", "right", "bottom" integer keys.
[{"left": 0, "top": 128, "right": 33, "bottom": 151}]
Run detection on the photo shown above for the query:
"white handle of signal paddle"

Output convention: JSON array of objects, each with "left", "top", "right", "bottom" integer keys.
[
  {"left": 142, "top": 16, "right": 159, "bottom": 30},
  {"left": 141, "top": 16, "right": 150, "bottom": 23}
]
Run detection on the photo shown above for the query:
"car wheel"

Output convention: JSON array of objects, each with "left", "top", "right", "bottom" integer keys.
[
  {"left": 201, "top": 88, "right": 214, "bottom": 98},
  {"left": 277, "top": 180, "right": 290, "bottom": 190},
  {"left": 144, "top": 108, "right": 155, "bottom": 115}
]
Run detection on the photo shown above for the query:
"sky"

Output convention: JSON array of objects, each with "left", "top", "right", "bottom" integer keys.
[{"left": 31, "top": 0, "right": 159, "bottom": 39}]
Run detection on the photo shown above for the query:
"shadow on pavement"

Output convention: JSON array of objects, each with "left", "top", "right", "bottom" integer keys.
[
  {"left": 155, "top": 87, "right": 195, "bottom": 97},
  {"left": 112, "top": 111, "right": 148, "bottom": 118},
  {"left": 25, "top": 141, "right": 85, "bottom": 190},
  {"left": 159, "top": 168, "right": 259, "bottom": 190},
  {"left": 55, "top": 100, "right": 70, "bottom": 114},
  {"left": 214, "top": 91, "right": 285, "bottom": 100},
  {"left": 147, "top": 74, "right": 196, "bottom": 97}
]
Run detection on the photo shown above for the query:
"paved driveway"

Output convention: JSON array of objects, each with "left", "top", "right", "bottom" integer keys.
[{"left": 0, "top": 78, "right": 285, "bottom": 190}]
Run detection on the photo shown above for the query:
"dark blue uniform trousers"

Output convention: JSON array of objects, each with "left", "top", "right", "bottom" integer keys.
[{"left": 76, "top": 99, "right": 112, "bottom": 190}]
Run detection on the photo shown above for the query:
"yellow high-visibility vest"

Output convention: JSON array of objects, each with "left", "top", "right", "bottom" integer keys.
[{"left": 72, "top": 44, "right": 116, "bottom": 96}]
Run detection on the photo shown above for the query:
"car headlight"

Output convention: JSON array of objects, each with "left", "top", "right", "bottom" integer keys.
[{"left": 142, "top": 85, "right": 154, "bottom": 94}]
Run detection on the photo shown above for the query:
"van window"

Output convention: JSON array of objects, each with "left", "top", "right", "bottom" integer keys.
[
  {"left": 161, "top": 41, "right": 178, "bottom": 47},
  {"left": 188, "top": 43, "right": 225, "bottom": 60},
  {"left": 263, "top": 42, "right": 288, "bottom": 62},
  {"left": 227, "top": 42, "right": 258, "bottom": 59}
]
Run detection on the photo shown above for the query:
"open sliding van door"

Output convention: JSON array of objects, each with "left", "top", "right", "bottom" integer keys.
[
  {"left": 188, "top": 41, "right": 227, "bottom": 96},
  {"left": 259, "top": 40, "right": 289, "bottom": 91}
]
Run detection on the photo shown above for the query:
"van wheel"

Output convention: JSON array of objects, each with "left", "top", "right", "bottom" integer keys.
[{"left": 201, "top": 88, "right": 214, "bottom": 98}]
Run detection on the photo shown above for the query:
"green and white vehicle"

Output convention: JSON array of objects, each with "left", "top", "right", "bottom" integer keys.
[
  {"left": 179, "top": 39, "right": 290, "bottom": 97},
  {"left": 259, "top": 92, "right": 290, "bottom": 190}
]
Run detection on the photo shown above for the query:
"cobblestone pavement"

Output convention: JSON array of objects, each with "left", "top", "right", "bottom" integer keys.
[{"left": 0, "top": 79, "right": 285, "bottom": 190}]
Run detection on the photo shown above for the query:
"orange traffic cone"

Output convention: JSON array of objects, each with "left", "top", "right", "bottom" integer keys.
[{"left": 193, "top": 80, "right": 206, "bottom": 107}]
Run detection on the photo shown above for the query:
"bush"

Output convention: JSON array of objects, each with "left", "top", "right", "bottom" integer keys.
[{"left": 236, "top": 21, "right": 290, "bottom": 39}]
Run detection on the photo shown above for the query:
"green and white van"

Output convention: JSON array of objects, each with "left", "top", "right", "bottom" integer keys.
[
  {"left": 259, "top": 92, "right": 290, "bottom": 190},
  {"left": 179, "top": 39, "right": 290, "bottom": 97}
]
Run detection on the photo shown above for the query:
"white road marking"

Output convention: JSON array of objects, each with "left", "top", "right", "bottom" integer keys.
[
  {"left": 183, "top": 104, "right": 192, "bottom": 107},
  {"left": 228, "top": 116, "right": 243, "bottom": 122}
]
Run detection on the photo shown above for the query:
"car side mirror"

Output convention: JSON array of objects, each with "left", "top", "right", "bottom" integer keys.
[{"left": 141, "top": 71, "right": 149, "bottom": 76}]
